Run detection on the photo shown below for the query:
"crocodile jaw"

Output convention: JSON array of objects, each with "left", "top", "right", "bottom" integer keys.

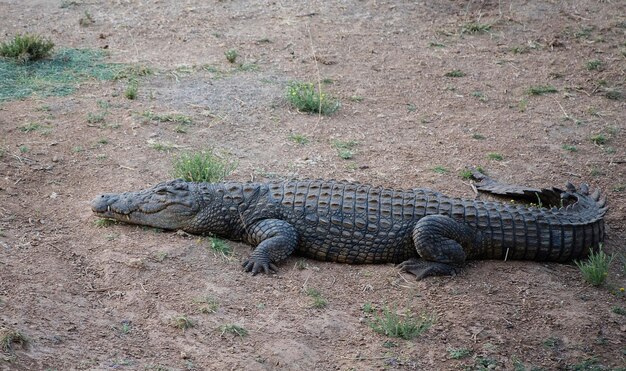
[{"left": 90, "top": 179, "right": 199, "bottom": 230}]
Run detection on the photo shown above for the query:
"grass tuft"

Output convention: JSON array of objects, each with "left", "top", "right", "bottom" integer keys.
[
  {"left": 209, "top": 237, "right": 232, "bottom": 256},
  {"left": 219, "top": 324, "right": 248, "bottom": 337},
  {"left": 172, "top": 150, "right": 237, "bottom": 183},
  {"left": 447, "top": 347, "right": 472, "bottom": 359},
  {"left": 562, "top": 144, "right": 577, "bottom": 152},
  {"left": 332, "top": 140, "right": 358, "bottom": 160},
  {"left": 590, "top": 134, "right": 607, "bottom": 145},
  {"left": 286, "top": 81, "right": 340, "bottom": 115},
  {"left": 194, "top": 296, "right": 219, "bottom": 314},
  {"left": 224, "top": 49, "right": 238, "bottom": 63},
  {"left": 462, "top": 22, "right": 491, "bottom": 34},
  {"left": 487, "top": 152, "right": 503, "bottom": 161},
  {"left": 0, "top": 34, "right": 54, "bottom": 63},
  {"left": 369, "top": 306, "right": 434, "bottom": 340},
  {"left": 575, "top": 245, "right": 613, "bottom": 286},
  {"left": 1, "top": 328, "right": 29, "bottom": 352},
  {"left": 445, "top": 69, "right": 465, "bottom": 77},
  {"left": 170, "top": 315, "right": 194, "bottom": 332},
  {"left": 306, "top": 288, "right": 328, "bottom": 309},
  {"left": 527, "top": 85, "right": 558, "bottom": 96}
]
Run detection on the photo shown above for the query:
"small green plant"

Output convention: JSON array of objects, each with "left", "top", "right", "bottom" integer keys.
[
  {"left": 362, "top": 302, "right": 375, "bottom": 313},
  {"left": 612, "top": 306, "right": 626, "bottom": 316},
  {"left": 120, "top": 320, "right": 132, "bottom": 334},
  {"left": 332, "top": 139, "right": 358, "bottom": 160},
  {"left": 471, "top": 91, "right": 487, "bottom": 102},
  {"left": 172, "top": 150, "right": 237, "bottom": 182},
  {"left": 462, "top": 22, "right": 491, "bottom": 34},
  {"left": 219, "top": 324, "right": 248, "bottom": 337},
  {"left": 585, "top": 59, "right": 602, "bottom": 71},
  {"left": 604, "top": 88, "right": 622, "bottom": 101},
  {"left": 369, "top": 306, "right": 434, "bottom": 340},
  {"left": 224, "top": 49, "right": 238, "bottom": 63},
  {"left": 87, "top": 111, "right": 106, "bottom": 124},
  {"left": 459, "top": 169, "right": 474, "bottom": 180},
  {"left": 289, "top": 134, "right": 310, "bottom": 145},
  {"left": 472, "top": 133, "right": 485, "bottom": 140},
  {"left": 528, "top": 85, "right": 558, "bottom": 95},
  {"left": 306, "top": 288, "right": 327, "bottom": 309},
  {"left": 445, "top": 69, "right": 465, "bottom": 77},
  {"left": 432, "top": 166, "right": 449, "bottom": 174},
  {"left": 149, "top": 141, "right": 175, "bottom": 152},
  {"left": 447, "top": 347, "right": 472, "bottom": 359},
  {"left": 170, "top": 315, "right": 194, "bottom": 332},
  {"left": 350, "top": 95, "right": 364, "bottom": 102},
  {"left": 209, "top": 237, "right": 232, "bottom": 256},
  {"left": 575, "top": 245, "right": 613, "bottom": 286},
  {"left": 142, "top": 111, "right": 192, "bottom": 125},
  {"left": 518, "top": 98, "right": 528, "bottom": 112},
  {"left": 286, "top": 81, "right": 340, "bottom": 115},
  {"left": 194, "top": 296, "right": 219, "bottom": 314},
  {"left": 0, "top": 34, "right": 54, "bottom": 63},
  {"left": 562, "top": 144, "right": 577, "bottom": 152},
  {"left": 590, "top": 134, "right": 607, "bottom": 145},
  {"left": 18, "top": 145, "right": 29, "bottom": 153},
  {"left": 124, "top": 80, "right": 138, "bottom": 100},
  {"left": 487, "top": 152, "right": 503, "bottom": 161},
  {"left": 0, "top": 328, "right": 29, "bottom": 352},
  {"left": 19, "top": 122, "right": 42, "bottom": 133},
  {"left": 542, "top": 336, "right": 559, "bottom": 348}
]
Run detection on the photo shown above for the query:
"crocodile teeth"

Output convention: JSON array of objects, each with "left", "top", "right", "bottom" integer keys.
[{"left": 107, "top": 205, "right": 111, "bottom": 212}]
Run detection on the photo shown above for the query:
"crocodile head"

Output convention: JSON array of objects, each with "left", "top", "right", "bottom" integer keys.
[{"left": 91, "top": 179, "right": 202, "bottom": 231}]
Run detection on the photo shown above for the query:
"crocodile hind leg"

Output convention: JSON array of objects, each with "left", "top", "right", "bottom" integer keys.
[
  {"left": 399, "top": 214, "right": 477, "bottom": 280},
  {"left": 242, "top": 219, "right": 298, "bottom": 275}
]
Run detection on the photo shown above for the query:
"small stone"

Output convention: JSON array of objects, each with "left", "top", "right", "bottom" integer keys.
[
  {"left": 52, "top": 156, "right": 59, "bottom": 162},
  {"left": 50, "top": 192, "right": 58, "bottom": 199}
]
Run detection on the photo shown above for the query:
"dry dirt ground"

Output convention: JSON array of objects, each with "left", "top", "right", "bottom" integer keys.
[{"left": 1, "top": 1, "right": 626, "bottom": 370}]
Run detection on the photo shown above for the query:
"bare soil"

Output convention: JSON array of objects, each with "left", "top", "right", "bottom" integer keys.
[{"left": 1, "top": 1, "right": 625, "bottom": 370}]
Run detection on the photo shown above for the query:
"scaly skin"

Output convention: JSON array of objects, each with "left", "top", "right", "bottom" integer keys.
[{"left": 90, "top": 177, "right": 607, "bottom": 279}]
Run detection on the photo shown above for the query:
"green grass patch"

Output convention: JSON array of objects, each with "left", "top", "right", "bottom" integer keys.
[
  {"left": 612, "top": 306, "right": 626, "bottom": 316},
  {"left": 224, "top": 49, "right": 238, "bottom": 63},
  {"left": 93, "top": 218, "right": 118, "bottom": 227},
  {"left": 527, "top": 85, "right": 558, "bottom": 96},
  {"left": 170, "top": 315, "right": 194, "bottom": 332},
  {"left": 124, "top": 80, "right": 138, "bottom": 99},
  {"left": 332, "top": 139, "right": 358, "bottom": 160},
  {"left": 445, "top": 69, "right": 465, "bottom": 77},
  {"left": 289, "top": 133, "right": 310, "bottom": 145},
  {"left": 590, "top": 134, "right": 608, "bottom": 145},
  {"left": 286, "top": 81, "right": 340, "bottom": 115},
  {"left": 462, "top": 22, "right": 491, "bottom": 34},
  {"left": 0, "top": 34, "right": 54, "bottom": 63},
  {"left": 562, "top": 144, "right": 577, "bottom": 152},
  {"left": 487, "top": 152, "right": 504, "bottom": 161},
  {"left": 0, "top": 328, "right": 29, "bottom": 352},
  {"left": 306, "top": 288, "right": 327, "bottom": 309},
  {"left": 193, "top": 296, "right": 219, "bottom": 314},
  {"left": 0, "top": 48, "right": 127, "bottom": 102},
  {"left": 472, "top": 133, "right": 485, "bottom": 140},
  {"left": 585, "top": 59, "right": 602, "bottom": 71},
  {"left": 447, "top": 347, "right": 472, "bottom": 359},
  {"left": 369, "top": 306, "right": 434, "bottom": 340},
  {"left": 209, "top": 237, "right": 232, "bottom": 256},
  {"left": 432, "top": 166, "right": 449, "bottom": 174},
  {"left": 219, "top": 324, "right": 248, "bottom": 337},
  {"left": 172, "top": 150, "right": 237, "bottom": 182},
  {"left": 575, "top": 245, "right": 613, "bottom": 286},
  {"left": 142, "top": 111, "right": 192, "bottom": 125}
]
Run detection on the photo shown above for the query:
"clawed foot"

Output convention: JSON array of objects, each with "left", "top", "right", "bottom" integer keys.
[
  {"left": 242, "top": 257, "right": 279, "bottom": 275},
  {"left": 398, "top": 258, "right": 458, "bottom": 280}
]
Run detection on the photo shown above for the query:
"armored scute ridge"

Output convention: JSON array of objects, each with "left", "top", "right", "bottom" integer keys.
[{"left": 91, "top": 175, "right": 607, "bottom": 279}]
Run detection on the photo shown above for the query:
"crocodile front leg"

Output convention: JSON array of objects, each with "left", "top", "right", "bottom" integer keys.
[
  {"left": 399, "top": 214, "right": 478, "bottom": 279},
  {"left": 242, "top": 219, "right": 298, "bottom": 275}
]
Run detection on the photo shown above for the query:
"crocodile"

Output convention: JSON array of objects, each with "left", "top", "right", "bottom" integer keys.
[{"left": 90, "top": 174, "right": 607, "bottom": 279}]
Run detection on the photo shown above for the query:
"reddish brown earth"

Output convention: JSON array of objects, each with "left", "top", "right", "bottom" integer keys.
[{"left": 1, "top": 1, "right": 625, "bottom": 370}]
